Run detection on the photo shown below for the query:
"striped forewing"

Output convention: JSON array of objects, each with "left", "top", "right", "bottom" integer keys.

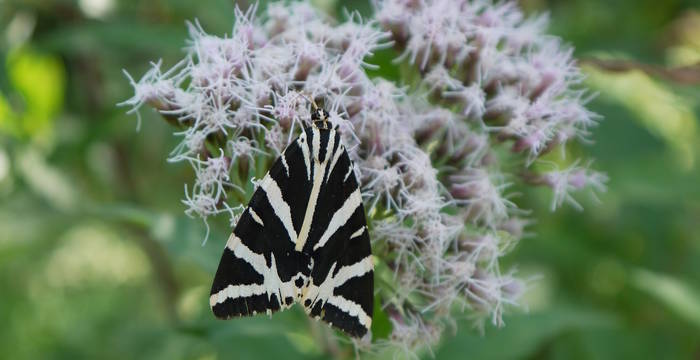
[{"left": 209, "top": 126, "right": 373, "bottom": 338}]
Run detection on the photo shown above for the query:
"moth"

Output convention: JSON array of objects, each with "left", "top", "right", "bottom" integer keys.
[{"left": 209, "top": 106, "right": 374, "bottom": 338}]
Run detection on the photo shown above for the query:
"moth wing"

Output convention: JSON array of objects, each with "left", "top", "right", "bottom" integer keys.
[
  {"left": 302, "top": 142, "right": 374, "bottom": 338},
  {"left": 210, "top": 133, "right": 314, "bottom": 318}
]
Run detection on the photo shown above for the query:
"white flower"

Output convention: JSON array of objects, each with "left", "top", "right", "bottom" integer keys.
[
  {"left": 443, "top": 83, "right": 486, "bottom": 119},
  {"left": 540, "top": 161, "right": 608, "bottom": 211},
  {"left": 386, "top": 312, "right": 442, "bottom": 359},
  {"left": 449, "top": 169, "right": 516, "bottom": 227}
]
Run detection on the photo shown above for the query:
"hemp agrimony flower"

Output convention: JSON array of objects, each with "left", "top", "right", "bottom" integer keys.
[{"left": 122, "top": 0, "right": 605, "bottom": 355}]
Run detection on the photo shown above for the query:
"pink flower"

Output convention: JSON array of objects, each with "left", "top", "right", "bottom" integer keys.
[{"left": 124, "top": 0, "right": 603, "bottom": 353}]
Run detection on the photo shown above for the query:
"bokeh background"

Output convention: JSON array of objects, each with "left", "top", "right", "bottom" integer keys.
[{"left": 1, "top": 0, "right": 699, "bottom": 359}]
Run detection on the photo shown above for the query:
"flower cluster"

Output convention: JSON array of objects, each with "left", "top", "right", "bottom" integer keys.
[{"left": 122, "top": 0, "right": 605, "bottom": 355}]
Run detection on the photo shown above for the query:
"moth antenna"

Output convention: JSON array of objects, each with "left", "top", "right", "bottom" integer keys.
[{"left": 299, "top": 91, "right": 318, "bottom": 110}]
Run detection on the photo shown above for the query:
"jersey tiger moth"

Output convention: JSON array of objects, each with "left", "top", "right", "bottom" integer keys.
[{"left": 209, "top": 107, "right": 374, "bottom": 338}]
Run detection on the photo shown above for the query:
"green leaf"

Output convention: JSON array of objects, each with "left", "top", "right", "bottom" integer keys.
[
  {"left": 630, "top": 268, "right": 700, "bottom": 329},
  {"left": 436, "top": 305, "right": 619, "bottom": 360},
  {"left": 371, "top": 295, "right": 392, "bottom": 340},
  {"left": 2, "top": 47, "right": 65, "bottom": 140},
  {"left": 0, "top": 93, "right": 20, "bottom": 137},
  {"left": 37, "top": 21, "right": 187, "bottom": 56},
  {"left": 584, "top": 64, "right": 698, "bottom": 170}
]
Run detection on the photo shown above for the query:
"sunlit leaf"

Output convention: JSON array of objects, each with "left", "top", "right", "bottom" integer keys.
[
  {"left": 666, "top": 11, "right": 700, "bottom": 67},
  {"left": 584, "top": 65, "right": 698, "bottom": 170},
  {"left": 630, "top": 268, "right": 700, "bottom": 329},
  {"left": 3, "top": 47, "right": 65, "bottom": 140},
  {"left": 16, "top": 147, "right": 77, "bottom": 210}
]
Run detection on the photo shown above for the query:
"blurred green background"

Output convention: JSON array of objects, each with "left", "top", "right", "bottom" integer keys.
[{"left": 1, "top": 0, "right": 699, "bottom": 359}]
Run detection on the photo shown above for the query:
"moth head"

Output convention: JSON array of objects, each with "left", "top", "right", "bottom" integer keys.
[{"left": 311, "top": 108, "right": 329, "bottom": 122}]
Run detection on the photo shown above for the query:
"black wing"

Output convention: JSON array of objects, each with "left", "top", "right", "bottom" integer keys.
[
  {"left": 299, "top": 127, "right": 374, "bottom": 338},
  {"left": 209, "top": 130, "right": 314, "bottom": 318}
]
